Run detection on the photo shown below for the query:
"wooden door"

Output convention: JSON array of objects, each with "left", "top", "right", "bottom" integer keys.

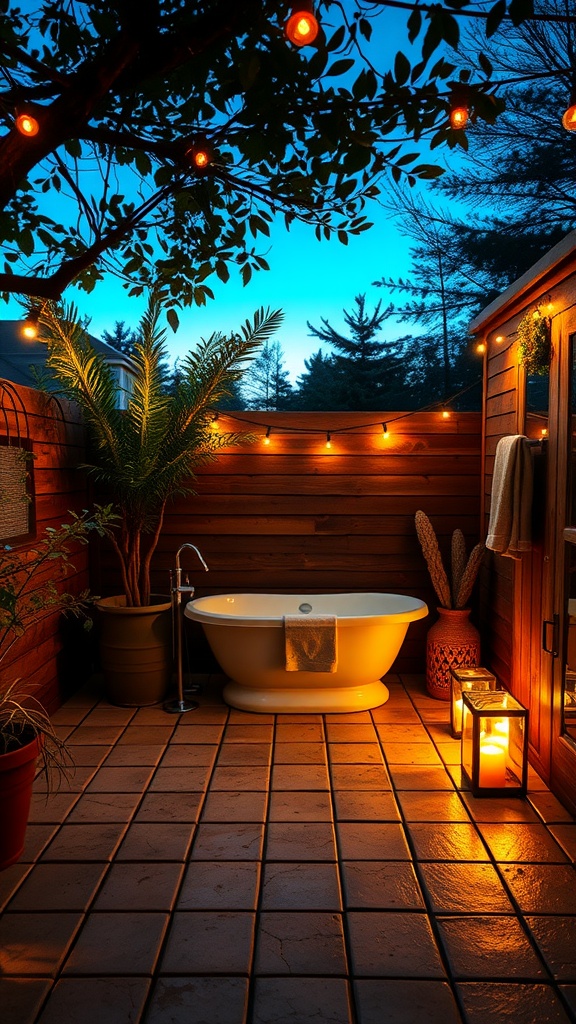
[{"left": 548, "top": 316, "right": 576, "bottom": 815}]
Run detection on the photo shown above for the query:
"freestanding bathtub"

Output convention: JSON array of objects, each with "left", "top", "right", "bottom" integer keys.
[{"left": 185, "top": 592, "right": 428, "bottom": 713}]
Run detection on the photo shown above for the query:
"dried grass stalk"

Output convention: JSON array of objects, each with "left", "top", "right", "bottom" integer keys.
[
  {"left": 455, "top": 543, "right": 485, "bottom": 609},
  {"left": 415, "top": 510, "right": 452, "bottom": 608},
  {"left": 451, "top": 529, "right": 466, "bottom": 604}
]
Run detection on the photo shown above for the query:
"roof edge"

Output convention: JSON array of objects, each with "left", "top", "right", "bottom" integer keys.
[{"left": 469, "top": 229, "right": 576, "bottom": 335}]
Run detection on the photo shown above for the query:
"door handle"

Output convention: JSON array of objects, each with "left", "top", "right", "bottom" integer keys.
[{"left": 542, "top": 614, "right": 559, "bottom": 657}]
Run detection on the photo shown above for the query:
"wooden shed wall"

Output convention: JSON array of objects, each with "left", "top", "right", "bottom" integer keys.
[
  {"left": 93, "top": 410, "right": 483, "bottom": 674},
  {"left": 0, "top": 381, "right": 90, "bottom": 714},
  {"left": 481, "top": 335, "right": 522, "bottom": 690}
]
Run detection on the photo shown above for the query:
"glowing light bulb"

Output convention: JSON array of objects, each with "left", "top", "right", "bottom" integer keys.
[
  {"left": 263, "top": 427, "right": 271, "bottom": 446},
  {"left": 382, "top": 423, "right": 389, "bottom": 439},
  {"left": 441, "top": 408, "right": 451, "bottom": 420},
  {"left": 22, "top": 321, "right": 38, "bottom": 340},
  {"left": 476, "top": 341, "right": 487, "bottom": 355},
  {"left": 562, "top": 103, "right": 576, "bottom": 131},
  {"left": 325, "top": 432, "right": 332, "bottom": 449},
  {"left": 449, "top": 105, "right": 469, "bottom": 130},
  {"left": 495, "top": 335, "right": 504, "bottom": 344},
  {"left": 541, "top": 427, "right": 548, "bottom": 438},
  {"left": 185, "top": 144, "right": 212, "bottom": 170},
  {"left": 285, "top": 5, "right": 319, "bottom": 46},
  {"left": 210, "top": 413, "right": 219, "bottom": 432},
  {"left": 15, "top": 112, "right": 39, "bottom": 137}
]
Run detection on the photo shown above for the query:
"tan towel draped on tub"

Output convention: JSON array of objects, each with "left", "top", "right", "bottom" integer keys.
[
  {"left": 284, "top": 615, "right": 338, "bottom": 672},
  {"left": 486, "top": 434, "right": 534, "bottom": 559}
]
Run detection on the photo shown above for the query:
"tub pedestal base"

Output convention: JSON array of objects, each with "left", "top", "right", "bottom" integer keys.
[{"left": 222, "top": 679, "right": 390, "bottom": 714}]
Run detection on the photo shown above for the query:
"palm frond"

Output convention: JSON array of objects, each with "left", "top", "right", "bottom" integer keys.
[
  {"left": 126, "top": 294, "right": 171, "bottom": 464},
  {"left": 179, "top": 307, "right": 284, "bottom": 418},
  {"left": 39, "top": 300, "right": 124, "bottom": 469}
]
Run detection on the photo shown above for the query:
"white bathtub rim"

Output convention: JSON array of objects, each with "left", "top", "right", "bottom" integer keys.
[{"left": 185, "top": 592, "right": 428, "bottom": 629}]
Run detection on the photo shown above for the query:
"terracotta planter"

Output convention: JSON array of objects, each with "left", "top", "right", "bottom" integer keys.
[
  {"left": 426, "top": 607, "right": 481, "bottom": 701},
  {"left": 0, "top": 733, "right": 40, "bottom": 871},
  {"left": 97, "top": 595, "right": 173, "bottom": 706}
]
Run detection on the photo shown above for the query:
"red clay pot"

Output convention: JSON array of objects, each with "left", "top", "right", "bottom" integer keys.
[{"left": 0, "top": 733, "right": 40, "bottom": 871}]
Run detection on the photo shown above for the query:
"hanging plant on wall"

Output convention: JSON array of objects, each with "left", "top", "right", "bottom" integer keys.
[{"left": 517, "top": 309, "right": 551, "bottom": 376}]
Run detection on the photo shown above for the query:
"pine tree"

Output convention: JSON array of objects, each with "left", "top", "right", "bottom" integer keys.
[
  {"left": 101, "top": 321, "right": 139, "bottom": 356},
  {"left": 290, "top": 350, "right": 340, "bottom": 411},
  {"left": 242, "top": 340, "right": 293, "bottom": 411},
  {"left": 305, "top": 295, "right": 406, "bottom": 410},
  {"left": 373, "top": 186, "right": 493, "bottom": 402}
]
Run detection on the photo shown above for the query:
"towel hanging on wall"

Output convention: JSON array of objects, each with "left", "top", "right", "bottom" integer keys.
[
  {"left": 486, "top": 434, "right": 534, "bottom": 559},
  {"left": 284, "top": 615, "right": 338, "bottom": 672}
]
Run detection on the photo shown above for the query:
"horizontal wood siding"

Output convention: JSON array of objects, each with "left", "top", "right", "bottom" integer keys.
[
  {"left": 0, "top": 382, "right": 90, "bottom": 713},
  {"left": 93, "top": 410, "right": 483, "bottom": 675},
  {"left": 479, "top": 295, "right": 554, "bottom": 777},
  {"left": 480, "top": 317, "right": 530, "bottom": 699}
]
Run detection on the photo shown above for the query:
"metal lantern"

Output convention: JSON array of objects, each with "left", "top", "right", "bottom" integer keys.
[
  {"left": 461, "top": 690, "right": 528, "bottom": 797},
  {"left": 450, "top": 666, "right": 497, "bottom": 738}
]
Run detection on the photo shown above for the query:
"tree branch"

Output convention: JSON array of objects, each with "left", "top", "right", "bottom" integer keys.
[{"left": 0, "top": 183, "right": 175, "bottom": 299}]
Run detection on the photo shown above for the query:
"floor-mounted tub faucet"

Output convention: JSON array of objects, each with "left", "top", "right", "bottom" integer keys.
[{"left": 164, "top": 543, "right": 209, "bottom": 715}]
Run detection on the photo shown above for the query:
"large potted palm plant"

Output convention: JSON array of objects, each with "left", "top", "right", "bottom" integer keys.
[
  {"left": 38, "top": 295, "right": 282, "bottom": 705},
  {"left": 0, "top": 508, "right": 112, "bottom": 869}
]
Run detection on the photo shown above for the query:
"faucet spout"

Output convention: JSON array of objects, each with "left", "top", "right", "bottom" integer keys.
[{"left": 175, "top": 543, "right": 209, "bottom": 573}]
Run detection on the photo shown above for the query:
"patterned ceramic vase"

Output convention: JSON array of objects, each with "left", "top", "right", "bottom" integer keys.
[{"left": 426, "top": 607, "right": 481, "bottom": 700}]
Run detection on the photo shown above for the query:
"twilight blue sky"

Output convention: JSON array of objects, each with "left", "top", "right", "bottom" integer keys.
[{"left": 80, "top": 209, "right": 415, "bottom": 383}]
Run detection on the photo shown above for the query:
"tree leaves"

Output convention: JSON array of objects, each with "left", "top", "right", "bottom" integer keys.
[
  {"left": 0, "top": 0, "right": 542, "bottom": 309},
  {"left": 486, "top": 0, "right": 507, "bottom": 37}
]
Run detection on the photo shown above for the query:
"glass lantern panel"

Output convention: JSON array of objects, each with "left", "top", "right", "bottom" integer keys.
[{"left": 461, "top": 702, "right": 474, "bottom": 780}]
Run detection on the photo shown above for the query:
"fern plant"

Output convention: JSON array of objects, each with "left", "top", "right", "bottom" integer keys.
[{"left": 38, "top": 295, "right": 283, "bottom": 606}]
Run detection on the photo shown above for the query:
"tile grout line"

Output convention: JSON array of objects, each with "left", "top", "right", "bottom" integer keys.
[
  {"left": 400, "top": 678, "right": 564, "bottom": 1009},
  {"left": 373, "top": 683, "right": 468, "bottom": 1024},
  {"left": 244, "top": 709, "right": 276, "bottom": 1024},
  {"left": 136, "top": 682, "right": 234, "bottom": 1023},
  {"left": 322, "top": 712, "right": 359, "bottom": 1024},
  {"left": 29, "top": 698, "right": 180, "bottom": 1022}
]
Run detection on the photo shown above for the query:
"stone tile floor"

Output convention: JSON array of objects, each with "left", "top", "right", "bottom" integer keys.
[{"left": 1, "top": 672, "right": 576, "bottom": 1024}]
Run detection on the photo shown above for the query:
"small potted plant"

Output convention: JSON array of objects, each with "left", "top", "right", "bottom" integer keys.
[
  {"left": 415, "top": 510, "right": 485, "bottom": 700},
  {"left": 37, "top": 293, "right": 283, "bottom": 706},
  {"left": 0, "top": 506, "right": 113, "bottom": 870}
]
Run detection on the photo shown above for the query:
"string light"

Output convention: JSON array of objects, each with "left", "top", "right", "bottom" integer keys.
[
  {"left": 263, "top": 426, "right": 271, "bottom": 446},
  {"left": 541, "top": 427, "right": 548, "bottom": 437},
  {"left": 285, "top": 2, "right": 319, "bottom": 46},
  {"left": 210, "top": 412, "right": 220, "bottom": 431},
  {"left": 21, "top": 310, "right": 39, "bottom": 339},
  {"left": 476, "top": 341, "right": 487, "bottom": 355},
  {"left": 449, "top": 104, "right": 469, "bottom": 130},
  {"left": 15, "top": 112, "right": 40, "bottom": 137},
  {"left": 495, "top": 335, "right": 504, "bottom": 344},
  {"left": 185, "top": 142, "right": 213, "bottom": 171},
  {"left": 200, "top": 378, "right": 482, "bottom": 449}
]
